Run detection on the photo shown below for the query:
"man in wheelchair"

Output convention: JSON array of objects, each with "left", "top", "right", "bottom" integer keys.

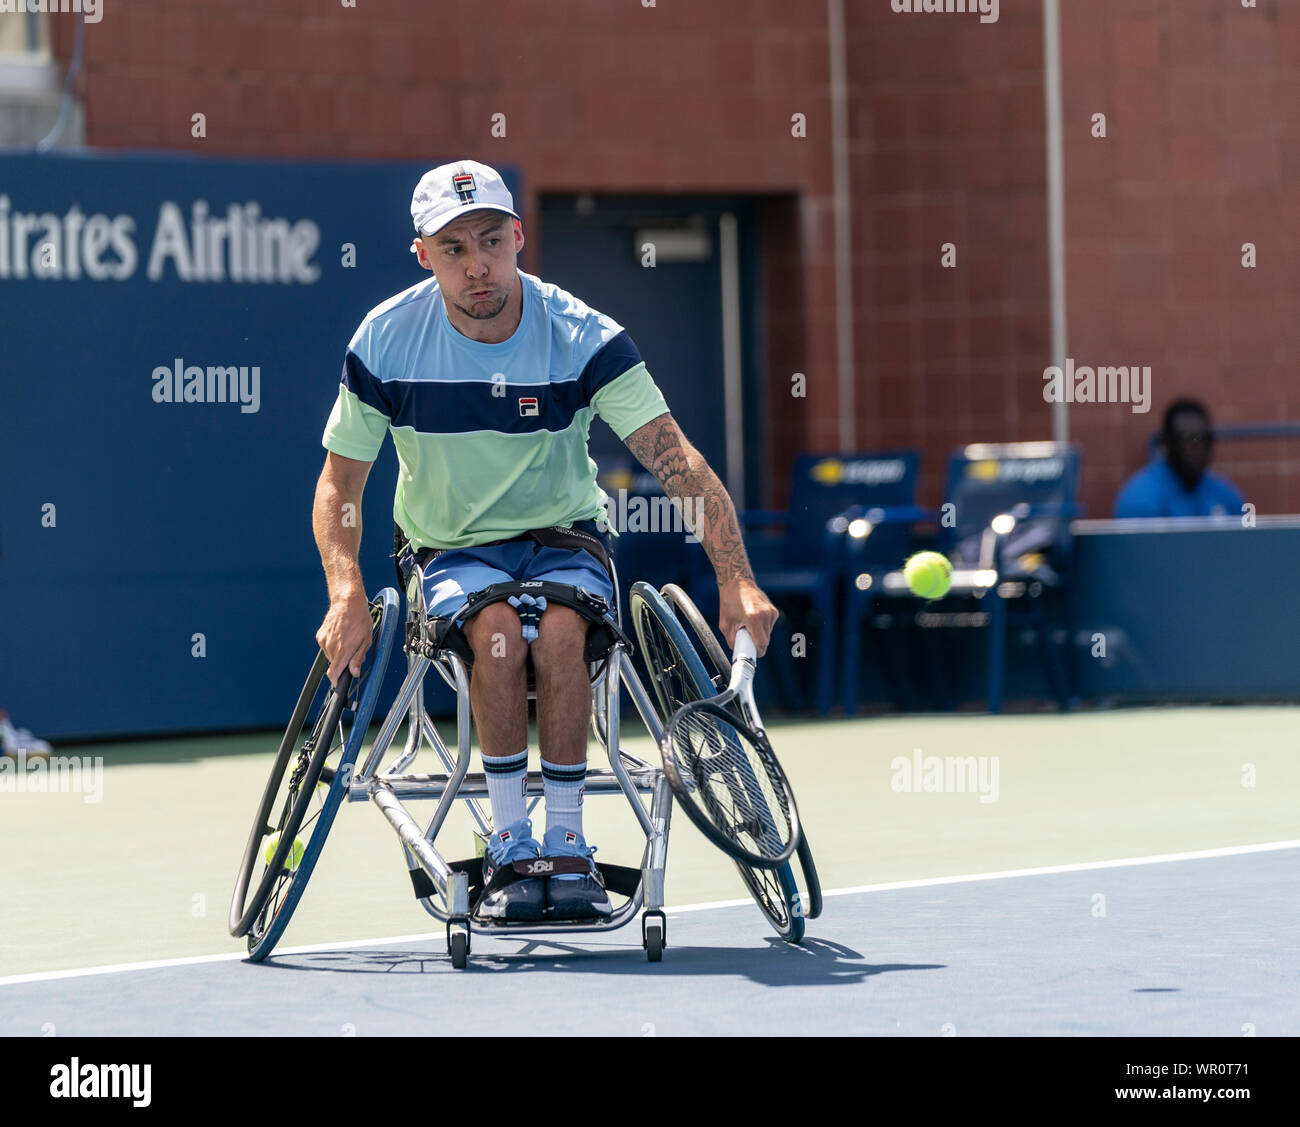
[{"left": 311, "top": 159, "right": 778, "bottom": 923}]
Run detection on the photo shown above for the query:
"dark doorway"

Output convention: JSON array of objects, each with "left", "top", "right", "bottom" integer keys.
[{"left": 538, "top": 194, "right": 764, "bottom": 508}]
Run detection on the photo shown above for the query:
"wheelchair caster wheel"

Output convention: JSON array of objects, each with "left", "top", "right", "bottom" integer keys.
[
  {"left": 448, "top": 919, "right": 471, "bottom": 970},
  {"left": 642, "top": 910, "right": 665, "bottom": 963}
]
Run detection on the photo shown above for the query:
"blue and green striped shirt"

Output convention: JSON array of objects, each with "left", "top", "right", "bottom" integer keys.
[{"left": 323, "top": 269, "right": 668, "bottom": 550}]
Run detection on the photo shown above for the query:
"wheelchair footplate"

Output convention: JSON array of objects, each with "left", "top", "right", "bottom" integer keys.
[{"left": 408, "top": 858, "right": 644, "bottom": 927}]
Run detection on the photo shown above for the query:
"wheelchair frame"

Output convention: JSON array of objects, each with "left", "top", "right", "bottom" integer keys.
[
  {"left": 230, "top": 551, "right": 819, "bottom": 968},
  {"left": 350, "top": 555, "right": 676, "bottom": 965}
]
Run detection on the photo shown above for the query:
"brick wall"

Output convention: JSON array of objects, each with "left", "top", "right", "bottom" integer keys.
[
  {"left": 1059, "top": 0, "right": 1299, "bottom": 518},
  {"left": 62, "top": 0, "right": 1297, "bottom": 517},
  {"left": 846, "top": 0, "right": 1053, "bottom": 508},
  {"left": 64, "top": 0, "right": 839, "bottom": 506}
]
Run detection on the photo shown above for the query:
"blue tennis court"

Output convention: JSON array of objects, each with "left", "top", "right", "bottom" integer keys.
[{"left": 3, "top": 843, "right": 1294, "bottom": 1037}]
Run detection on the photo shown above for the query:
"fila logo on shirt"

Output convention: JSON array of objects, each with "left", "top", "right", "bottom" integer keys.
[
  {"left": 519, "top": 396, "right": 539, "bottom": 417},
  {"left": 452, "top": 172, "right": 476, "bottom": 203}
]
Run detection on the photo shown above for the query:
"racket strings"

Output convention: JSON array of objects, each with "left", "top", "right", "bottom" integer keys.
[{"left": 669, "top": 706, "right": 793, "bottom": 859}]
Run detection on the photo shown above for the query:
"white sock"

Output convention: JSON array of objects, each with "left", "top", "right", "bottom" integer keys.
[
  {"left": 541, "top": 757, "right": 586, "bottom": 837},
  {"left": 482, "top": 748, "right": 528, "bottom": 832}
]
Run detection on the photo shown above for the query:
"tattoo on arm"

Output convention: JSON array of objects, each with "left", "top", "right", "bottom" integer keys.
[{"left": 624, "top": 414, "right": 754, "bottom": 584}]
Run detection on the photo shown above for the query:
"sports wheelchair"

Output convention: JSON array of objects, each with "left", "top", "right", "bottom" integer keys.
[{"left": 228, "top": 550, "right": 822, "bottom": 968}]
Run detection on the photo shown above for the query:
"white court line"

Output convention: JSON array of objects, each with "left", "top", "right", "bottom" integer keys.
[
  {"left": 0, "top": 931, "right": 443, "bottom": 988},
  {"left": 668, "top": 839, "right": 1300, "bottom": 912},
  {"left": 3, "top": 838, "right": 1296, "bottom": 988}
]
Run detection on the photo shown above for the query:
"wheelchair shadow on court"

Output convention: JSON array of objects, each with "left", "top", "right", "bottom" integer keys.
[{"left": 267, "top": 934, "right": 945, "bottom": 989}]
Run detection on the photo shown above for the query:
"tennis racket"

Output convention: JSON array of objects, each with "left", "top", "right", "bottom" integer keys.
[{"left": 660, "top": 626, "right": 801, "bottom": 868}]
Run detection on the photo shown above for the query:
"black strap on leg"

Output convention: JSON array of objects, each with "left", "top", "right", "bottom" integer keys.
[
  {"left": 456, "top": 580, "right": 633, "bottom": 661},
  {"left": 405, "top": 579, "right": 633, "bottom": 665}
]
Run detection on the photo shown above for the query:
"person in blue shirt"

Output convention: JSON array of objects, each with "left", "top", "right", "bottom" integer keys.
[{"left": 1114, "top": 399, "right": 1244, "bottom": 519}]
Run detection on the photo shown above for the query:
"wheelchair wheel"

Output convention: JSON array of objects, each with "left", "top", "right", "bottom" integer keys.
[
  {"left": 449, "top": 927, "right": 469, "bottom": 970},
  {"left": 629, "top": 581, "right": 716, "bottom": 725},
  {"left": 660, "top": 585, "right": 822, "bottom": 935},
  {"left": 228, "top": 589, "right": 400, "bottom": 961},
  {"left": 634, "top": 583, "right": 812, "bottom": 942},
  {"left": 659, "top": 584, "right": 730, "bottom": 694}
]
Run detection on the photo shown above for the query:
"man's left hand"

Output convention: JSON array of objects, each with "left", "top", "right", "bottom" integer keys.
[{"left": 718, "top": 578, "right": 779, "bottom": 656}]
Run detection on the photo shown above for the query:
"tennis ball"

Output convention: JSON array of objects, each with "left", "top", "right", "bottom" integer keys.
[
  {"left": 263, "top": 831, "right": 306, "bottom": 871},
  {"left": 903, "top": 551, "right": 952, "bottom": 600}
]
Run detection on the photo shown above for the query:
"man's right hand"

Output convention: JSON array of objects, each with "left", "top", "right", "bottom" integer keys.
[
  {"left": 316, "top": 592, "right": 374, "bottom": 685},
  {"left": 312, "top": 452, "right": 374, "bottom": 685}
]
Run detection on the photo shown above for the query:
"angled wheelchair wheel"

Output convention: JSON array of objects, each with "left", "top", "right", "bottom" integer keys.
[
  {"left": 659, "top": 584, "right": 730, "bottom": 695},
  {"left": 634, "top": 583, "right": 814, "bottom": 943},
  {"left": 630, "top": 581, "right": 717, "bottom": 724},
  {"left": 659, "top": 584, "right": 821, "bottom": 940},
  {"left": 228, "top": 589, "right": 400, "bottom": 961}
]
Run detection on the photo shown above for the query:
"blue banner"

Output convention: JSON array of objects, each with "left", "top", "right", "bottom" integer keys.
[{"left": 1, "top": 151, "right": 519, "bottom": 739}]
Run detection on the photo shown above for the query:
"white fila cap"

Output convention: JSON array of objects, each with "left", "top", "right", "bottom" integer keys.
[{"left": 411, "top": 160, "right": 520, "bottom": 238}]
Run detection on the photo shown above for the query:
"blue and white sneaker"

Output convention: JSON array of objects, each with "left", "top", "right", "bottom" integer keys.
[
  {"left": 542, "top": 826, "right": 612, "bottom": 920},
  {"left": 477, "top": 819, "right": 546, "bottom": 922}
]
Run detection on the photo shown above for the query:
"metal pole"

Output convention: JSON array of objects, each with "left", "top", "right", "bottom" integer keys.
[
  {"left": 719, "top": 212, "right": 745, "bottom": 511},
  {"left": 1043, "top": 0, "right": 1069, "bottom": 443},
  {"left": 828, "top": 0, "right": 855, "bottom": 451}
]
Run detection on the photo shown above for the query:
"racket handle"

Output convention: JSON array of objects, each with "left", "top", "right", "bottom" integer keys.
[
  {"left": 729, "top": 627, "right": 758, "bottom": 693},
  {"left": 733, "top": 626, "right": 758, "bottom": 664}
]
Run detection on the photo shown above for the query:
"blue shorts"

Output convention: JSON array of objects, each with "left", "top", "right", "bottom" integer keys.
[{"left": 420, "top": 536, "right": 614, "bottom": 621}]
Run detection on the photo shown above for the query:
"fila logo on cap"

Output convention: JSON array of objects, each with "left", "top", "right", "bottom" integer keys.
[
  {"left": 519, "top": 397, "right": 539, "bottom": 417},
  {"left": 452, "top": 172, "right": 477, "bottom": 203},
  {"left": 411, "top": 160, "right": 520, "bottom": 237}
]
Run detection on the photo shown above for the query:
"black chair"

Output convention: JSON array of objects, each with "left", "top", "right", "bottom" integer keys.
[
  {"left": 696, "top": 451, "right": 921, "bottom": 715},
  {"left": 844, "top": 442, "right": 1080, "bottom": 714}
]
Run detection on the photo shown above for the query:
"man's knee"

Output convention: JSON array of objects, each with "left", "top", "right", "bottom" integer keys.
[
  {"left": 465, "top": 603, "right": 527, "bottom": 670},
  {"left": 531, "top": 605, "right": 588, "bottom": 669}
]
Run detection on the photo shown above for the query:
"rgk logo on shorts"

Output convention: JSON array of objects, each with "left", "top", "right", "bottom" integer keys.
[
  {"left": 524, "top": 859, "right": 555, "bottom": 875},
  {"left": 519, "top": 396, "right": 539, "bottom": 417}
]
